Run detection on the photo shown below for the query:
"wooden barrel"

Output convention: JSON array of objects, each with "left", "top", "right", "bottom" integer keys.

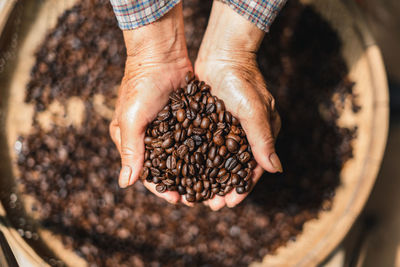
[{"left": 0, "top": 0, "right": 389, "bottom": 266}]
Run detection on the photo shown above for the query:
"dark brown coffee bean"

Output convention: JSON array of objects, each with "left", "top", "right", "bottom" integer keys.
[
  {"left": 231, "top": 174, "right": 240, "bottom": 185},
  {"left": 166, "top": 155, "right": 177, "bottom": 170},
  {"left": 171, "top": 101, "right": 184, "bottom": 111},
  {"left": 159, "top": 122, "right": 169, "bottom": 133},
  {"left": 211, "top": 113, "right": 218, "bottom": 123},
  {"left": 225, "top": 157, "right": 238, "bottom": 171},
  {"left": 163, "top": 179, "right": 175, "bottom": 186},
  {"left": 192, "top": 135, "right": 203, "bottom": 146},
  {"left": 208, "top": 146, "right": 217, "bottom": 160},
  {"left": 193, "top": 128, "right": 206, "bottom": 135},
  {"left": 215, "top": 100, "right": 225, "bottom": 113},
  {"left": 182, "top": 163, "right": 188, "bottom": 177},
  {"left": 213, "top": 134, "right": 225, "bottom": 146},
  {"left": 151, "top": 139, "right": 163, "bottom": 148},
  {"left": 156, "top": 183, "right": 167, "bottom": 193},
  {"left": 200, "top": 143, "right": 208, "bottom": 153},
  {"left": 238, "top": 152, "right": 251, "bottom": 164},
  {"left": 194, "top": 152, "right": 204, "bottom": 164},
  {"left": 152, "top": 158, "right": 161, "bottom": 167},
  {"left": 176, "top": 109, "right": 186, "bottom": 122},
  {"left": 189, "top": 100, "right": 200, "bottom": 112},
  {"left": 226, "top": 138, "right": 239, "bottom": 153},
  {"left": 211, "top": 187, "right": 220, "bottom": 194},
  {"left": 152, "top": 177, "right": 161, "bottom": 184},
  {"left": 193, "top": 114, "right": 202, "bottom": 127},
  {"left": 174, "top": 129, "right": 186, "bottom": 142},
  {"left": 218, "top": 146, "right": 228, "bottom": 157},
  {"left": 238, "top": 144, "right": 248, "bottom": 154},
  {"left": 186, "top": 82, "right": 198, "bottom": 96},
  {"left": 232, "top": 116, "right": 239, "bottom": 125},
  {"left": 213, "top": 155, "right": 223, "bottom": 167},
  {"left": 178, "top": 185, "right": 186, "bottom": 195},
  {"left": 200, "top": 117, "right": 210, "bottom": 129},
  {"left": 176, "top": 145, "right": 189, "bottom": 158},
  {"left": 206, "top": 103, "right": 215, "bottom": 114},
  {"left": 247, "top": 159, "right": 257, "bottom": 169},
  {"left": 227, "top": 133, "right": 241, "bottom": 144},
  {"left": 185, "top": 71, "right": 194, "bottom": 83},
  {"left": 225, "top": 111, "right": 232, "bottom": 124},
  {"left": 144, "top": 136, "right": 153, "bottom": 145},
  {"left": 139, "top": 167, "right": 149, "bottom": 180},
  {"left": 157, "top": 110, "right": 170, "bottom": 121},
  {"left": 216, "top": 173, "right": 230, "bottom": 184},
  {"left": 185, "top": 194, "right": 195, "bottom": 202},
  {"left": 161, "top": 137, "right": 174, "bottom": 149},
  {"left": 144, "top": 160, "right": 152, "bottom": 168},
  {"left": 217, "top": 168, "right": 227, "bottom": 178},
  {"left": 224, "top": 185, "right": 233, "bottom": 194},
  {"left": 231, "top": 164, "right": 242, "bottom": 174},
  {"left": 182, "top": 118, "right": 190, "bottom": 128},
  {"left": 186, "top": 108, "right": 196, "bottom": 120},
  {"left": 236, "top": 186, "right": 245, "bottom": 194},
  {"left": 194, "top": 181, "right": 203, "bottom": 193}
]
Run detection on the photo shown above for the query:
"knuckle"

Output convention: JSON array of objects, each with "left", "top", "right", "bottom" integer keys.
[{"left": 120, "top": 146, "right": 135, "bottom": 158}]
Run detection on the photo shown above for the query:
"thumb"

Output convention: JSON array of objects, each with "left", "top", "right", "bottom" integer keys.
[
  {"left": 241, "top": 109, "right": 282, "bottom": 173},
  {"left": 118, "top": 116, "right": 145, "bottom": 188}
]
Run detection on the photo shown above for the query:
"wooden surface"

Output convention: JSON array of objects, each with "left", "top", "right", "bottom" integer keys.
[{"left": 0, "top": 0, "right": 389, "bottom": 266}]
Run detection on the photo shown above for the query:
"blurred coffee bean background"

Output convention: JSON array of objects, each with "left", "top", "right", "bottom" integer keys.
[{"left": 324, "top": 0, "right": 400, "bottom": 266}]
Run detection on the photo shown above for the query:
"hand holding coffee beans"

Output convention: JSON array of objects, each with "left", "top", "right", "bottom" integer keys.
[{"left": 140, "top": 72, "right": 257, "bottom": 203}]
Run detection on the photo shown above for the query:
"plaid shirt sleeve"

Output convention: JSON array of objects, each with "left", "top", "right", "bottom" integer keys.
[
  {"left": 109, "top": 0, "right": 181, "bottom": 30},
  {"left": 218, "top": 0, "right": 287, "bottom": 32}
]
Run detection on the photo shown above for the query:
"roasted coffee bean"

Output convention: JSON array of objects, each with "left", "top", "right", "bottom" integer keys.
[
  {"left": 144, "top": 136, "right": 153, "bottom": 145},
  {"left": 156, "top": 183, "right": 167, "bottom": 193},
  {"left": 182, "top": 118, "right": 191, "bottom": 128},
  {"left": 186, "top": 108, "right": 196, "bottom": 120},
  {"left": 186, "top": 82, "right": 198, "bottom": 96},
  {"left": 144, "top": 160, "right": 152, "bottom": 168},
  {"left": 184, "top": 138, "right": 195, "bottom": 151},
  {"left": 225, "top": 157, "right": 238, "bottom": 171},
  {"left": 176, "top": 109, "right": 186, "bottom": 122},
  {"left": 159, "top": 122, "right": 169, "bottom": 133},
  {"left": 176, "top": 145, "right": 189, "bottom": 158},
  {"left": 231, "top": 164, "right": 242, "bottom": 174},
  {"left": 162, "top": 138, "right": 174, "bottom": 149},
  {"left": 185, "top": 71, "right": 194, "bottom": 83},
  {"left": 225, "top": 111, "right": 232, "bottom": 124},
  {"left": 238, "top": 144, "right": 248, "bottom": 154},
  {"left": 200, "top": 117, "right": 210, "bottom": 129},
  {"left": 193, "top": 114, "right": 202, "bottom": 127},
  {"left": 190, "top": 100, "right": 200, "bottom": 112},
  {"left": 194, "top": 181, "right": 203, "bottom": 192},
  {"left": 163, "top": 179, "right": 175, "bottom": 186},
  {"left": 192, "top": 135, "right": 203, "bottom": 146},
  {"left": 193, "top": 128, "right": 206, "bottom": 135},
  {"left": 157, "top": 110, "right": 170, "bottom": 121},
  {"left": 238, "top": 152, "right": 251, "bottom": 164},
  {"left": 208, "top": 146, "right": 217, "bottom": 160},
  {"left": 248, "top": 159, "right": 257, "bottom": 169},
  {"left": 185, "top": 194, "right": 195, "bottom": 202},
  {"left": 152, "top": 158, "right": 161, "bottom": 167},
  {"left": 216, "top": 173, "right": 230, "bottom": 184},
  {"left": 218, "top": 146, "right": 228, "bottom": 157},
  {"left": 194, "top": 152, "right": 204, "bottom": 164},
  {"left": 166, "top": 155, "right": 177, "bottom": 169},
  {"left": 213, "top": 155, "right": 223, "bottom": 167},
  {"left": 236, "top": 186, "right": 245, "bottom": 194},
  {"left": 215, "top": 100, "right": 225, "bottom": 113},
  {"left": 213, "top": 134, "right": 225, "bottom": 146},
  {"left": 140, "top": 167, "right": 149, "bottom": 180},
  {"left": 226, "top": 138, "right": 239, "bottom": 153},
  {"left": 227, "top": 133, "right": 241, "bottom": 143},
  {"left": 206, "top": 103, "right": 215, "bottom": 114},
  {"left": 174, "top": 129, "right": 186, "bottom": 142}
]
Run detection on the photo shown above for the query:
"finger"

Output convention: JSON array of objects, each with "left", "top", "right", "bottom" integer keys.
[
  {"left": 202, "top": 200, "right": 210, "bottom": 206},
  {"left": 109, "top": 122, "right": 121, "bottom": 153},
  {"left": 240, "top": 103, "right": 283, "bottom": 173},
  {"left": 271, "top": 111, "right": 281, "bottom": 139},
  {"left": 143, "top": 181, "right": 180, "bottom": 204},
  {"left": 225, "top": 165, "right": 264, "bottom": 208},
  {"left": 118, "top": 111, "right": 146, "bottom": 188},
  {"left": 181, "top": 197, "right": 195, "bottom": 207},
  {"left": 208, "top": 195, "right": 226, "bottom": 211}
]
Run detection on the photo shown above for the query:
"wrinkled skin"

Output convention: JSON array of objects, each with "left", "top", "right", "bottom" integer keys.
[{"left": 110, "top": 2, "right": 282, "bottom": 210}]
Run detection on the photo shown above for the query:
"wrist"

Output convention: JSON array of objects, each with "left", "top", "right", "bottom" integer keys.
[
  {"left": 197, "top": 1, "right": 265, "bottom": 63},
  {"left": 123, "top": 3, "right": 188, "bottom": 65}
]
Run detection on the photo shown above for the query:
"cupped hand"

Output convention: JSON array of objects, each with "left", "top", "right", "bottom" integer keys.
[
  {"left": 194, "top": 1, "right": 282, "bottom": 210},
  {"left": 109, "top": 4, "right": 194, "bottom": 205}
]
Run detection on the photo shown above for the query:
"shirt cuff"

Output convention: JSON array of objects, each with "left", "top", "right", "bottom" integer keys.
[
  {"left": 217, "top": 0, "right": 287, "bottom": 32},
  {"left": 110, "top": 0, "right": 181, "bottom": 30}
]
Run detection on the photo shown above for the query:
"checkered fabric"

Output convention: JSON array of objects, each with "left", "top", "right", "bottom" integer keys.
[
  {"left": 110, "top": 0, "right": 286, "bottom": 31},
  {"left": 110, "top": 0, "right": 181, "bottom": 30},
  {"left": 218, "top": 0, "right": 287, "bottom": 32}
]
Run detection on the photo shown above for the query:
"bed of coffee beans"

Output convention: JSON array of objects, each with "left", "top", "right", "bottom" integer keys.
[
  {"left": 141, "top": 73, "right": 255, "bottom": 201},
  {"left": 10, "top": 0, "right": 359, "bottom": 266}
]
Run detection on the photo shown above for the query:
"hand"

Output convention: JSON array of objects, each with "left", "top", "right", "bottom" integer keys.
[
  {"left": 109, "top": 3, "right": 193, "bottom": 205},
  {"left": 195, "top": 1, "right": 282, "bottom": 210}
]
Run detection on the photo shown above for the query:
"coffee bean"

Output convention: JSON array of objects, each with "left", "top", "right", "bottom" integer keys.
[
  {"left": 139, "top": 167, "right": 149, "bottom": 180},
  {"left": 236, "top": 186, "right": 245, "bottom": 194},
  {"left": 185, "top": 71, "right": 194, "bottom": 83},
  {"left": 162, "top": 137, "right": 174, "bottom": 149},
  {"left": 200, "top": 117, "right": 210, "bottom": 129},
  {"left": 157, "top": 110, "right": 170, "bottom": 121},
  {"left": 206, "top": 103, "right": 215, "bottom": 114},
  {"left": 166, "top": 155, "right": 177, "bottom": 170},
  {"left": 186, "top": 82, "right": 198, "bottom": 96},
  {"left": 163, "top": 179, "right": 175, "bottom": 186},
  {"left": 213, "top": 155, "right": 223, "bottom": 167},
  {"left": 185, "top": 194, "right": 195, "bottom": 202},
  {"left": 144, "top": 136, "right": 153, "bottom": 145},
  {"left": 215, "top": 100, "right": 225, "bottom": 113},
  {"left": 227, "top": 133, "right": 241, "bottom": 144},
  {"left": 218, "top": 146, "right": 228, "bottom": 157},
  {"left": 190, "top": 100, "right": 200, "bottom": 112},
  {"left": 176, "top": 109, "right": 186, "bottom": 122},
  {"left": 186, "top": 108, "right": 196, "bottom": 120},
  {"left": 177, "top": 145, "right": 189, "bottom": 158},
  {"left": 248, "top": 159, "right": 257, "bottom": 169},
  {"left": 159, "top": 122, "right": 169, "bottom": 133},
  {"left": 213, "top": 134, "right": 224, "bottom": 146},
  {"left": 225, "top": 157, "right": 238, "bottom": 171},
  {"left": 174, "top": 129, "right": 186, "bottom": 142},
  {"left": 208, "top": 146, "right": 217, "bottom": 160},
  {"left": 226, "top": 138, "right": 239, "bottom": 153},
  {"left": 193, "top": 128, "right": 206, "bottom": 135},
  {"left": 193, "top": 114, "right": 202, "bottom": 127},
  {"left": 192, "top": 135, "right": 203, "bottom": 146},
  {"left": 238, "top": 152, "right": 251, "bottom": 164},
  {"left": 194, "top": 181, "right": 203, "bottom": 193},
  {"left": 156, "top": 183, "right": 167, "bottom": 193}
]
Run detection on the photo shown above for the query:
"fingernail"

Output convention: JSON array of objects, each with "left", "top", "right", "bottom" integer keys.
[
  {"left": 119, "top": 165, "right": 132, "bottom": 188},
  {"left": 269, "top": 153, "right": 283, "bottom": 173}
]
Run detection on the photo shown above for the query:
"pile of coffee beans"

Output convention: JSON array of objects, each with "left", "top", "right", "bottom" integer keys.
[
  {"left": 11, "top": 0, "right": 360, "bottom": 266},
  {"left": 141, "top": 73, "right": 255, "bottom": 201}
]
